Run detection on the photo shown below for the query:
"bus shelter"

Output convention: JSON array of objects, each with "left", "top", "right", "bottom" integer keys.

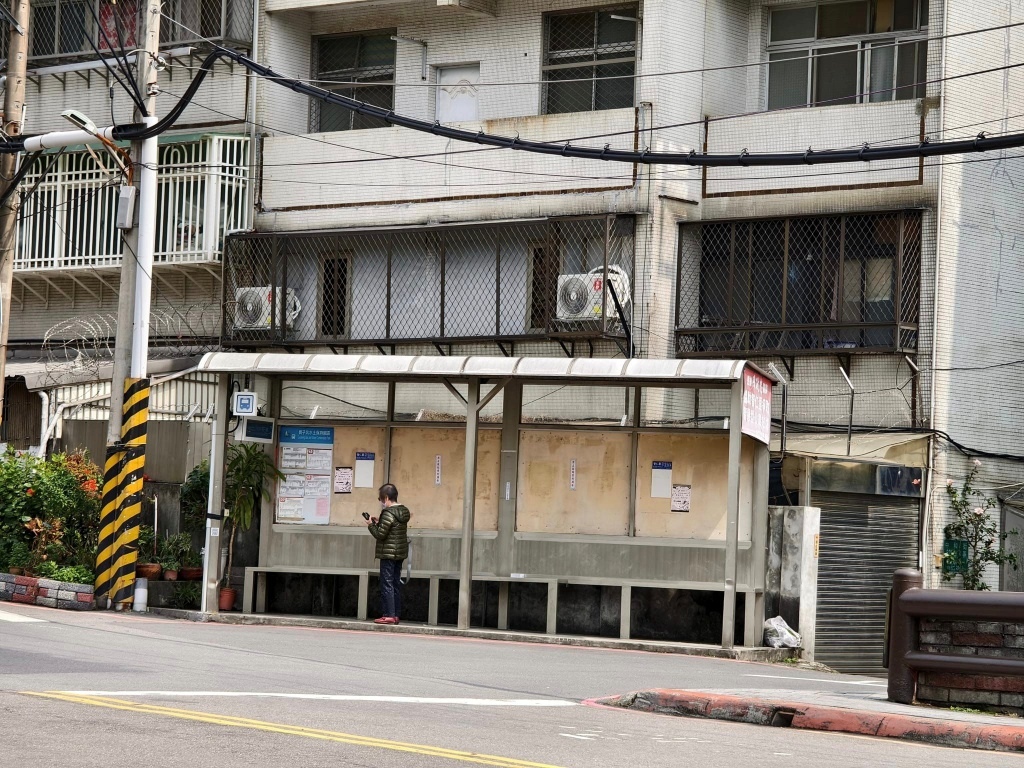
[{"left": 196, "top": 352, "right": 774, "bottom": 649}]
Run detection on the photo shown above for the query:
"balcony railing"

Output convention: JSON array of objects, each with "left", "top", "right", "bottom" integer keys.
[
  {"left": 16, "top": 135, "right": 250, "bottom": 271},
  {"left": 675, "top": 211, "right": 921, "bottom": 357},
  {"left": 222, "top": 215, "right": 635, "bottom": 349},
  {"left": 8, "top": 0, "right": 252, "bottom": 67}
]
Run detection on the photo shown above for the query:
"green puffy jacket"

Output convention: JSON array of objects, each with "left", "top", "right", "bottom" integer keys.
[{"left": 369, "top": 505, "right": 410, "bottom": 560}]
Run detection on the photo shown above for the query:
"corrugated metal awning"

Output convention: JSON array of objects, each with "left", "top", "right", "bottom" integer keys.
[
  {"left": 773, "top": 432, "right": 930, "bottom": 467},
  {"left": 196, "top": 352, "right": 767, "bottom": 386},
  {"left": 5, "top": 357, "right": 200, "bottom": 391}
]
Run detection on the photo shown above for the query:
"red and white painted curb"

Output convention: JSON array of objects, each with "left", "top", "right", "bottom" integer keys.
[{"left": 584, "top": 689, "right": 1024, "bottom": 753}]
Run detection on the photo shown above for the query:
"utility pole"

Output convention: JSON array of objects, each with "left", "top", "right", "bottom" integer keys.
[
  {"left": 0, "top": 0, "right": 30, "bottom": 439},
  {"left": 107, "top": 0, "right": 160, "bottom": 444},
  {"left": 97, "top": 0, "right": 161, "bottom": 608}
]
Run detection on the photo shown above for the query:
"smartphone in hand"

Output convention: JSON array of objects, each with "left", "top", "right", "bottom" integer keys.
[{"left": 362, "top": 512, "right": 371, "bottom": 521}]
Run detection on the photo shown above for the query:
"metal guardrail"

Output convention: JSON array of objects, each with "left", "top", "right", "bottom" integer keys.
[{"left": 886, "top": 568, "right": 1024, "bottom": 704}]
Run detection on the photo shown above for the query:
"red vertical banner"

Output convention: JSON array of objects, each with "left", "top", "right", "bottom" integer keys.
[{"left": 741, "top": 367, "right": 773, "bottom": 444}]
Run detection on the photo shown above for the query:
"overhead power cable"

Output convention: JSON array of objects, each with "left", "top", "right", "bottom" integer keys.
[{"left": 10, "top": 45, "right": 1024, "bottom": 170}]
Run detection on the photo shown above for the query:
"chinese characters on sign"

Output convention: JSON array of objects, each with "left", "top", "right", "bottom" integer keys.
[
  {"left": 276, "top": 426, "right": 334, "bottom": 525},
  {"left": 741, "top": 368, "right": 773, "bottom": 445}
]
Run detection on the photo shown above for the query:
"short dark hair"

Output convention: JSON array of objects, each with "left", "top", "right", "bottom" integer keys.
[{"left": 378, "top": 483, "right": 398, "bottom": 502}]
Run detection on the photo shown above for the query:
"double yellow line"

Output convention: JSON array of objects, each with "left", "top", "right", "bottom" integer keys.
[{"left": 22, "top": 692, "right": 565, "bottom": 768}]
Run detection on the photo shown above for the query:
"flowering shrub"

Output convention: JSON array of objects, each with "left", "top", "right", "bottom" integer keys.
[
  {"left": 943, "top": 461, "right": 1019, "bottom": 590},
  {"left": 0, "top": 448, "right": 103, "bottom": 575}
]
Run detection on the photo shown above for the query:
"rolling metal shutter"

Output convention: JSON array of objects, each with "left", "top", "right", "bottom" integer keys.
[{"left": 811, "top": 491, "right": 920, "bottom": 674}]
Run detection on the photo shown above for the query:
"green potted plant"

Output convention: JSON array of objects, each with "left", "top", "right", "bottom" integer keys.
[
  {"left": 179, "top": 547, "right": 204, "bottom": 581},
  {"left": 220, "top": 442, "right": 283, "bottom": 611},
  {"left": 157, "top": 532, "right": 192, "bottom": 582},
  {"left": 135, "top": 525, "right": 162, "bottom": 581}
]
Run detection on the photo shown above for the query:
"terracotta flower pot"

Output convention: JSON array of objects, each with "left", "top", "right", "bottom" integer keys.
[
  {"left": 180, "top": 567, "right": 204, "bottom": 581},
  {"left": 163, "top": 569, "right": 178, "bottom": 582},
  {"left": 218, "top": 587, "right": 237, "bottom": 611},
  {"left": 136, "top": 563, "right": 162, "bottom": 580},
  {"left": 8, "top": 567, "right": 23, "bottom": 576}
]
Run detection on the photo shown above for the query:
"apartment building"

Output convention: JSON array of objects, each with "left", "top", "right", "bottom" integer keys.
[
  {"left": 217, "top": 0, "right": 1024, "bottom": 666},
  {"left": 2, "top": 0, "right": 256, "bottom": 470}
]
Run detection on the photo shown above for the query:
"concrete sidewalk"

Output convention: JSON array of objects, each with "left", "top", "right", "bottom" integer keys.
[
  {"left": 147, "top": 607, "right": 794, "bottom": 661},
  {"left": 589, "top": 688, "right": 1024, "bottom": 753}
]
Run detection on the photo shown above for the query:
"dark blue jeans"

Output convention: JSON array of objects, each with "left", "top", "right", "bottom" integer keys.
[{"left": 379, "top": 559, "right": 404, "bottom": 619}]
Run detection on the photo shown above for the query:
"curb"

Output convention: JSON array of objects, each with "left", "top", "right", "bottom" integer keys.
[
  {"left": 144, "top": 608, "right": 795, "bottom": 661},
  {"left": 586, "top": 689, "right": 1024, "bottom": 753}
]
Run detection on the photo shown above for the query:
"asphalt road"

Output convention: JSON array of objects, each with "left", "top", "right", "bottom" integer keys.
[{"left": 0, "top": 603, "right": 1015, "bottom": 767}]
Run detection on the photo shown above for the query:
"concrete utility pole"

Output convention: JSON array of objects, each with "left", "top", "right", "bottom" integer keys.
[
  {"left": 107, "top": 0, "right": 160, "bottom": 445},
  {"left": 0, "top": 0, "right": 30, "bottom": 438}
]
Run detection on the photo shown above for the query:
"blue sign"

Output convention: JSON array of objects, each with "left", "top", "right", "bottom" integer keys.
[
  {"left": 652, "top": 461, "right": 672, "bottom": 470},
  {"left": 356, "top": 452, "right": 375, "bottom": 461},
  {"left": 279, "top": 426, "right": 335, "bottom": 446}
]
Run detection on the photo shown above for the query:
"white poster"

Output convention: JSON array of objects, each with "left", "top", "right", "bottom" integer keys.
[
  {"left": 280, "top": 474, "right": 306, "bottom": 497},
  {"left": 281, "top": 446, "right": 308, "bottom": 470},
  {"left": 305, "top": 474, "right": 331, "bottom": 498},
  {"left": 671, "top": 484, "right": 692, "bottom": 512},
  {"left": 277, "top": 497, "right": 304, "bottom": 520},
  {"left": 334, "top": 467, "right": 353, "bottom": 494},
  {"left": 354, "top": 452, "right": 376, "bottom": 488},
  {"left": 651, "top": 461, "right": 673, "bottom": 499},
  {"left": 306, "top": 448, "right": 333, "bottom": 472}
]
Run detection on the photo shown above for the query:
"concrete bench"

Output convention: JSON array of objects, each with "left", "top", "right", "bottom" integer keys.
[
  {"left": 425, "top": 574, "right": 560, "bottom": 634},
  {"left": 243, "top": 566, "right": 371, "bottom": 617}
]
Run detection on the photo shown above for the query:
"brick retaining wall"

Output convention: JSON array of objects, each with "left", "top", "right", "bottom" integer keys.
[
  {"left": 0, "top": 573, "right": 94, "bottom": 611},
  {"left": 917, "top": 619, "right": 1024, "bottom": 714}
]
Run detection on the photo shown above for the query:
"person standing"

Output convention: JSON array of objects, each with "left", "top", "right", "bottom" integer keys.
[{"left": 367, "top": 483, "right": 410, "bottom": 625}]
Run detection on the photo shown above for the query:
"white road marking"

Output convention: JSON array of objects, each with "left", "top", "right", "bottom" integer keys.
[
  {"left": 62, "top": 691, "right": 577, "bottom": 706},
  {"left": 0, "top": 610, "right": 45, "bottom": 623},
  {"left": 744, "top": 674, "right": 886, "bottom": 687},
  {"left": 561, "top": 734, "right": 595, "bottom": 740}
]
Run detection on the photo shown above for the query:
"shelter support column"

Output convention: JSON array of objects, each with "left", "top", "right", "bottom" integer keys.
[
  {"left": 496, "top": 381, "right": 522, "bottom": 577},
  {"left": 722, "top": 380, "right": 743, "bottom": 648},
  {"left": 744, "top": 441, "right": 770, "bottom": 646},
  {"left": 202, "top": 374, "right": 229, "bottom": 614},
  {"left": 458, "top": 378, "right": 481, "bottom": 630}
]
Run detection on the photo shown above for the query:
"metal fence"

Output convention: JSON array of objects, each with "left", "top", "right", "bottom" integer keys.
[
  {"left": 676, "top": 210, "right": 922, "bottom": 356},
  {"left": 223, "top": 215, "right": 636, "bottom": 350},
  {"left": 22, "top": 0, "right": 251, "bottom": 66},
  {"left": 16, "top": 135, "right": 250, "bottom": 271}
]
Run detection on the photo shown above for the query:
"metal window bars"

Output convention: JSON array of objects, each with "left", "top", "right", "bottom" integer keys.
[
  {"left": 222, "top": 215, "right": 636, "bottom": 351},
  {"left": 16, "top": 135, "right": 250, "bottom": 270},
  {"left": 22, "top": 0, "right": 252, "bottom": 66},
  {"left": 542, "top": 4, "right": 639, "bottom": 115},
  {"left": 309, "top": 32, "right": 396, "bottom": 133},
  {"left": 675, "top": 210, "right": 921, "bottom": 356}
]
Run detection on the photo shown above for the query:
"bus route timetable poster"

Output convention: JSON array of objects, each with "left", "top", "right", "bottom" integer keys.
[{"left": 276, "top": 426, "right": 335, "bottom": 525}]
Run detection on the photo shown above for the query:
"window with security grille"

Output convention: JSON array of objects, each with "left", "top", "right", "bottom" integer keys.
[
  {"left": 311, "top": 31, "right": 396, "bottom": 133},
  {"left": 767, "top": 0, "right": 928, "bottom": 110},
  {"left": 320, "top": 255, "right": 352, "bottom": 338},
  {"left": 677, "top": 211, "right": 922, "bottom": 355},
  {"left": 542, "top": 5, "right": 639, "bottom": 115},
  {"left": 31, "top": 0, "right": 92, "bottom": 58}
]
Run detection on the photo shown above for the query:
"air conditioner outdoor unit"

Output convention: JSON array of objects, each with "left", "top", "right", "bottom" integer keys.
[
  {"left": 556, "top": 266, "right": 631, "bottom": 322},
  {"left": 234, "top": 286, "right": 302, "bottom": 330}
]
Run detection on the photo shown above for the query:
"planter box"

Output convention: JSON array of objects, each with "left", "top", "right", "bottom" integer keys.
[{"left": 0, "top": 572, "right": 94, "bottom": 611}]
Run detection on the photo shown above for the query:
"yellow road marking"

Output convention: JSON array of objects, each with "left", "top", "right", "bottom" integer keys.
[{"left": 21, "top": 692, "right": 567, "bottom": 768}]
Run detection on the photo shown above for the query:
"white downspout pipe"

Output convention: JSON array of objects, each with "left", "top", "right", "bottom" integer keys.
[{"left": 37, "top": 390, "right": 49, "bottom": 453}]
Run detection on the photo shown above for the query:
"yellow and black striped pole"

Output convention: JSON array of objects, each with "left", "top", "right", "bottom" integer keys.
[
  {"left": 94, "top": 444, "right": 127, "bottom": 603},
  {"left": 109, "top": 378, "right": 150, "bottom": 606}
]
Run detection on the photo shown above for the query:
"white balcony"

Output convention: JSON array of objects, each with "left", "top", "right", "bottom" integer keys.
[
  {"left": 702, "top": 100, "right": 926, "bottom": 198},
  {"left": 259, "top": 108, "right": 641, "bottom": 214},
  {"left": 16, "top": 135, "right": 250, "bottom": 273}
]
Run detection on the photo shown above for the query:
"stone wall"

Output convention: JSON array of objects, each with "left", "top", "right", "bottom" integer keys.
[
  {"left": 917, "top": 619, "right": 1024, "bottom": 715},
  {"left": 0, "top": 573, "right": 94, "bottom": 611}
]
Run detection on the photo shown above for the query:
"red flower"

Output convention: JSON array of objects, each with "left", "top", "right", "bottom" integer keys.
[
  {"left": 82, "top": 479, "right": 98, "bottom": 492},
  {"left": 25, "top": 488, "right": 35, "bottom": 496}
]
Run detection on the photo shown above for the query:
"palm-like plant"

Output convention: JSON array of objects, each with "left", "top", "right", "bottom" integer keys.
[{"left": 222, "top": 442, "right": 284, "bottom": 588}]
